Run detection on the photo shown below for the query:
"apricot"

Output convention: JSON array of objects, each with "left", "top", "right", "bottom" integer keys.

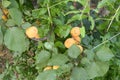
[
  {"left": 2, "top": 15, "right": 7, "bottom": 21},
  {"left": 53, "top": 65, "right": 59, "bottom": 70},
  {"left": 77, "top": 45, "right": 83, "bottom": 52},
  {"left": 25, "top": 26, "right": 38, "bottom": 38},
  {"left": 73, "top": 36, "right": 81, "bottom": 43},
  {"left": 64, "top": 38, "right": 76, "bottom": 48},
  {"left": 3, "top": 9, "right": 9, "bottom": 15},
  {"left": 43, "top": 66, "right": 52, "bottom": 71},
  {"left": 34, "top": 34, "right": 40, "bottom": 39},
  {"left": 70, "top": 27, "right": 80, "bottom": 37}
]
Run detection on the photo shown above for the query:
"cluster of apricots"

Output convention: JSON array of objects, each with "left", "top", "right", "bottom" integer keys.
[
  {"left": 25, "top": 26, "right": 40, "bottom": 39},
  {"left": 43, "top": 65, "right": 59, "bottom": 71},
  {"left": 2, "top": 8, "right": 9, "bottom": 21},
  {"left": 64, "top": 27, "right": 83, "bottom": 52}
]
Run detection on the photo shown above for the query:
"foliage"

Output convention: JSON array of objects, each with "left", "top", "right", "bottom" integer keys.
[{"left": 0, "top": 0, "right": 120, "bottom": 80}]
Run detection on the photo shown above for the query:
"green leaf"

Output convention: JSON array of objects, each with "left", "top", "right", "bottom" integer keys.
[
  {"left": 54, "top": 25, "right": 71, "bottom": 38},
  {"left": 38, "top": 25, "right": 49, "bottom": 37},
  {"left": 84, "top": 50, "right": 95, "bottom": 61},
  {"left": 48, "top": 54, "right": 69, "bottom": 65},
  {"left": 97, "top": 0, "right": 107, "bottom": 8},
  {"left": 9, "top": 0, "right": 19, "bottom": 8},
  {"left": 35, "top": 50, "right": 50, "bottom": 70},
  {"left": 21, "top": 22, "right": 31, "bottom": 29},
  {"left": 44, "top": 42, "right": 54, "bottom": 50},
  {"left": 85, "top": 61, "right": 109, "bottom": 79},
  {"left": 48, "top": 32, "right": 55, "bottom": 42},
  {"left": 2, "top": 0, "right": 11, "bottom": 8},
  {"left": 77, "top": 0, "right": 87, "bottom": 6},
  {"left": 68, "top": 45, "right": 81, "bottom": 58},
  {"left": 19, "top": 0, "right": 24, "bottom": 5},
  {"left": 80, "top": 26, "right": 85, "bottom": 38},
  {"left": 56, "top": 63, "right": 73, "bottom": 76},
  {"left": 89, "top": 16, "right": 95, "bottom": 30},
  {"left": 97, "top": 0, "right": 116, "bottom": 8},
  {"left": 70, "top": 67, "right": 89, "bottom": 80},
  {"left": 35, "top": 70, "right": 56, "bottom": 80},
  {"left": 6, "top": 19, "right": 15, "bottom": 26},
  {"left": 96, "top": 61, "right": 109, "bottom": 77},
  {"left": 96, "top": 46, "right": 114, "bottom": 61},
  {"left": 9, "top": 8, "right": 22, "bottom": 26},
  {"left": 67, "top": 14, "right": 82, "bottom": 24},
  {"left": 81, "top": 57, "right": 90, "bottom": 65},
  {"left": 0, "top": 26, "right": 3, "bottom": 45},
  {"left": 85, "top": 62, "right": 99, "bottom": 79},
  {"left": 55, "top": 41, "right": 65, "bottom": 49},
  {"left": 67, "top": 14, "right": 87, "bottom": 24},
  {"left": 4, "top": 27, "right": 29, "bottom": 53},
  {"left": 32, "top": 8, "right": 47, "bottom": 18}
]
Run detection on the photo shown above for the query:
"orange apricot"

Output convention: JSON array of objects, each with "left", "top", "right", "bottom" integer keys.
[
  {"left": 3, "top": 9, "right": 9, "bottom": 15},
  {"left": 70, "top": 27, "right": 80, "bottom": 37},
  {"left": 64, "top": 38, "right": 76, "bottom": 48},
  {"left": 34, "top": 34, "right": 40, "bottom": 39},
  {"left": 43, "top": 66, "right": 52, "bottom": 71},
  {"left": 25, "top": 26, "right": 38, "bottom": 38},
  {"left": 73, "top": 36, "right": 81, "bottom": 43},
  {"left": 2, "top": 15, "right": 7, "bottom": 21},
  {"left": 77, "top": 45, "right": 83, "bottom": 52},
  {"left": 53, "top": 65, "right": 59, "bottom": 70}
]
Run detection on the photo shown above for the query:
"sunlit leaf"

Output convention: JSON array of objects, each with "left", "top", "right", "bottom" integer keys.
[
  {"left": 44, "top": 42, "right": 54, "bottom": 50},
  {"left": 80, "top": 26, "right": 85, "bottom": 38},
  {"left": 89, "top": 16, "right": 95, "bottom": 30},
  {"left": 2, "top": 0, "right": 11, "bottom": 8}
]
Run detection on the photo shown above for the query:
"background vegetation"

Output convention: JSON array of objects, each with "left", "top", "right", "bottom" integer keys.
[{"left": 0, "top": 0, "right": 120, "bottom": 80}]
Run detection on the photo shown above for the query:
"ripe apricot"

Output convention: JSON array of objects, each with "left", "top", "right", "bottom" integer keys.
[
  {"left": 53, "top": 65, "right": 59, "bottom": 70},
  {"left": 77, "top": 45, "right": 83, "bottom": 52},
  {"left": 64, "top": 38, "right": 76, "bottom": 48},
  {"left": 3, "top": 9, "right": 9, "bottom": 15},
  {"left": 73, "top": 36, "right": 81, "bottom": 43},
  {"left": 34, "top": 34, "right": 40, "bottom": 39},
  {"left": 2, "top": 15, "right": 7, "bottom": 21},
  {"left": 43, "top": 66, "right": 52, "bottom": 71},
  {"left": 70, "top": 27, "right": 80, "bottom": 37},
  {"left": 25, "top": 26, "right": 38, "bottom": 38}
]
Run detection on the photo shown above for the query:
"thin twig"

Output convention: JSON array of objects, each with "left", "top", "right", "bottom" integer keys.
[
  {"left": 95, "top": 18, "right": 112, "bottom": 21},
  {"left": 32, "top": 37, "right": 48, "bottom": 41},
  {"left": 92, "top": 32, "right": 120, "bottom": 50},
  {"left": 107, "top": 5, "right": 120, "bottom": 32},
  {"left": 47, "top": 4, "right": 51, "bottom": 19}
]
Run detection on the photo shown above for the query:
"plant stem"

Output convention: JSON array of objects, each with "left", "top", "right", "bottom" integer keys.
[
  {"left": 107, "top": 5, "right": 120, "bottom": 32},
  {"left": 92, "top": 32, "right": 120, "bottom": 50}
]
